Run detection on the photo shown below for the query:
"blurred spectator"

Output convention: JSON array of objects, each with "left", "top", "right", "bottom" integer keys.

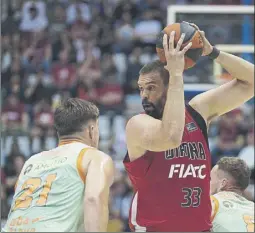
[
  {"left": 120, "top": 177, "right": 133, "bottom": 231},
  {"left": 114, "top": 13, "right": 135, "bottom": 54},
  {"left": 112, "top": 0, "right": 138, "bottom": 22},
  {"left": 66, "top": 0, "right": 91, "bottom": 25},
  {"left": 97, "top": 78, "right": 124, "bottom": 114},
  {"left": 138, "top": 0, "right": 163, "bottom": 22},
  {"left": 101, "top": 53, "right": 119, "bottom": 83},
  {"left": 4, "top": 141, "right": 26, "bottom": 205},
  {"left": 1, "top": 181, "right": 9, "bottom": 219},
  {"left": 83, "top": 39, "right": 101, "bottom": 63},
  {"left": 1, "top": 95, "right": 29, "bottom": 134},
  {"left": 70, "top": 24, "right": 95, "bottom": 63},
  {"left": 6, "top": 154, "right": 26, "bottom": 202},
  {"left": 21, "top": 30, "right": 52, "bottom": 73},
  {"left": 74, "top": 76, "right": 98, "bottom": 103},
  {"left": 109, "top": 171, "right": 132, "bottom": 231},
  {"left": 134, "top": 10, "right": 162, "bottom": 48},
  {"left": 52, "top": 90, "right": 72, "bottom": 111},
  {"left": 124, "top": 47, "right": 143, "bottom": 94},
  {"left": 33, "top": 100, "right": 54, "bottom": 133},
  {"left": 238, "top": 128, "right": 254, "bottom": 170},
  {"left": 11, "top": 33, "right": 22, "bottom": 52},
  {"left": 73, "top": 47, "right": 101, "bottom": 103},
  {"left": 211, "top": 110, "right": 246, "bottom": 165},
  {"left": 6, "top": 75, "right": 24, "bottom": 101},
  {"left": 31, "top": 99, "right": 55, "bottom": 151},
  {"left": 52, "top": 31, "right": 76, "bottom": 63},
  {"left": 19, "top": 1, "right": 48, "bottom": 32},
  {"left": 52, "top": 49, "right": 77, "bottom": 90},
  {"left": 111, "top": 180, "right": 128, "bottom": 215},
  {"left": 1, "top": 3, "right": 20, "bottom": 35},
  {"left": 23, "top": 69, "right": 53, "bottom": 106},
  {"left": 2, "top": 56, "right": 25, "bottom": 91},
  {"left": 50, "top": 4, "right": 67, "bottom": 36},
  {"left": 72, "top": 43, "right": 102, "bottom": 103},
  {"left": 70, "top": 19, "right": 89, "bottom": 41},
  {"left": 1, "top": 34, "right": 12, "bottom": 75},
  {"left": 1, "top": 168, "right": 6, "bottom": 187},
  {"left": 96, "top": 58, "right": 124, "bottom": 115},
  {"left": 96, "top": 18, "right": 114, "bottom": 54},
  {"left": 77, "top": 41, "right": 101, "bottom": 84}
]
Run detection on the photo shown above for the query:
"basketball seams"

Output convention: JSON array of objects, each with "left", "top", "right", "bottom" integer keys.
[
  {"left": 181, "top": 31, "right": 203, "bottom": 49},
  {"left": 156, "top": 31, "right": 165, "bottom": 49},
  {"left": 156, "top": 23, "right": 204, "bottom": 69},
  {"left": 180, "top": 22, "right": 196, "bottom": 44},
  {"left": 163, "top": 23, "right": 181, "bottom": 43},
  {"left": 189, "top": 31, "right": 204, "bottom": 49}
]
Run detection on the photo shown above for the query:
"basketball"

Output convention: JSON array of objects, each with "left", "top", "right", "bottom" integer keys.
[{"left": 156, "top": 22, "right": 204, "bottom": 70}]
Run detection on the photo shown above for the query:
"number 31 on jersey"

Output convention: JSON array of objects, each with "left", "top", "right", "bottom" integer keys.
[
  {"left": 12, "top": 174, "right": 57, "bottom": 211},
  {"left": 243, "top": 215, "right": 254, "bottom": 232}
]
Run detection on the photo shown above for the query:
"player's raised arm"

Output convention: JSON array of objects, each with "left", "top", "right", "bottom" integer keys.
[
  {"left": 83, "top": 151, "right": 114, "bottom": 232},
  {"left": 126, "top": 33, "right": 192, "bottom": 153},
  {"left": 188, "top": 24, "right": 254, "bottom": 124}
]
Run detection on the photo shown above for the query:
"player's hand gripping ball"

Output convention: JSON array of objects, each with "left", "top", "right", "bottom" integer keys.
[{"left": 156, "top": 22, "right": 204, "bottom": 70}]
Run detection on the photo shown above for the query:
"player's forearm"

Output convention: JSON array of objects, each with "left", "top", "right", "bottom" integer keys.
[
  {"left": 84, "top": 198, "right": 109, "bottom": 232},
  {"left": 161, "top": 75, "right": 185, "bottom": 145},
  {"left": 216, "top": 51, "right": 254, "bottom": 86}
]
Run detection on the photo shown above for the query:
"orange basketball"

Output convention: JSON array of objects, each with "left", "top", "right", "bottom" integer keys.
[{"left": 156, "top": 22, "right": 204, "bottom": 70}]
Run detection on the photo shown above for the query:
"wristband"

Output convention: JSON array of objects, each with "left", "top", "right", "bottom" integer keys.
[{"left": 207, "top": 46, "right": 220, "bottom": 60}]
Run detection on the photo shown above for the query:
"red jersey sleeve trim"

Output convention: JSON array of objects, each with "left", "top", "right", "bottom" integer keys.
[{"left": 186, "top": 104, "right": 209, "bottom": 147}]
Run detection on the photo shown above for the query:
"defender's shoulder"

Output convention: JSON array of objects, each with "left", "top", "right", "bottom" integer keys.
[
  {"left": 91, "top": 149, "right": 113, "bottom": 164},
  {"left": 82, "top": 148, "right": 113, "bottom": 166},
  {"left": 213, "top": 191, "right": 231, "bottom": 199},
  {"left": 77, "top": 147, "right": 114, "bottom": 183},
  {"left": 87, "top": 149, "right": 115, "bottom": 184},
  {"left": 26, "top": 151, "right": 45, "bottom": 163}
]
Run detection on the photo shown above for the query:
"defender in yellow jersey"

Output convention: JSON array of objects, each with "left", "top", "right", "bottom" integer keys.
[
  {"left": 2, "top": 98, "right": 115, "bottom": 232},
  {"left": 210, "top": 157, "right": 254, "bottom": 232}
]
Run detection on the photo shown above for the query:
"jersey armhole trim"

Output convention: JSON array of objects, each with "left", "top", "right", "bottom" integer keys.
[
  {"left": 76, "top": 148, "right": 94, "bottom": 183},
  {"left": 186, "top": 104, "right": 209, "bottom": 147},
  {"left": 211, "top": 195, "right": 220, "bottom": 221},
  {"left": 14, "top": 179, "right": 19, "bottom": 192}
]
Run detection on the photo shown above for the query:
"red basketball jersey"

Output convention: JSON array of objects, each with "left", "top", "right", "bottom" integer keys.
[{"left": 124, "top": 105, "right": 212, "bottom": 232}]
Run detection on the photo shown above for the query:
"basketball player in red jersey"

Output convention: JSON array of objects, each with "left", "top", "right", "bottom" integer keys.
[{"left": 123, "top": 23, "right": 254, "bottom": 232}]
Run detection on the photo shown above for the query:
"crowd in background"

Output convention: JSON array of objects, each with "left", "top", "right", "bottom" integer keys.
[{"left": 1, "top": 0, "right": 254, "bottom": 231}]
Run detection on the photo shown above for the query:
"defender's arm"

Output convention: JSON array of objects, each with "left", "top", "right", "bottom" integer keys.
[{"left": 83, "top": 151, "right": 114, "bottom": 232}]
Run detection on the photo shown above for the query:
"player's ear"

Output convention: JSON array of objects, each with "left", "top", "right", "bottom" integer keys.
[
  {"left": 88, "top": 124, "right": 94, "bottom": 140},
  {"left": 220, "top": 178, "right": 228, "bottom": 190}
]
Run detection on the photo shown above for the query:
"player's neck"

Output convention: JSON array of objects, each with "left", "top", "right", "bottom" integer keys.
[
  {"left": 58, "top": 135, "right": 91, "bottom": 146},
  {"left": 225, "top": 187, "right": 243, "bottom": 196}
]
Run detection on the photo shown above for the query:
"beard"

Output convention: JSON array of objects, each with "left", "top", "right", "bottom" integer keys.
[{"left": 142, "top": 99, "right": 163, "bottom": 119}]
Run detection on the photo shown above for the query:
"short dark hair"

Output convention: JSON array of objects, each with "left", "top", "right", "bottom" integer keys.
[
  {"left": 54, "top": 98, "right": 99, "bottom": 136},
  {"left": 217, "top": 157, "right": 251, "bottom": 190},
  {"left": 139, "top": 60, "right": 169, "bottom": 85}
]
